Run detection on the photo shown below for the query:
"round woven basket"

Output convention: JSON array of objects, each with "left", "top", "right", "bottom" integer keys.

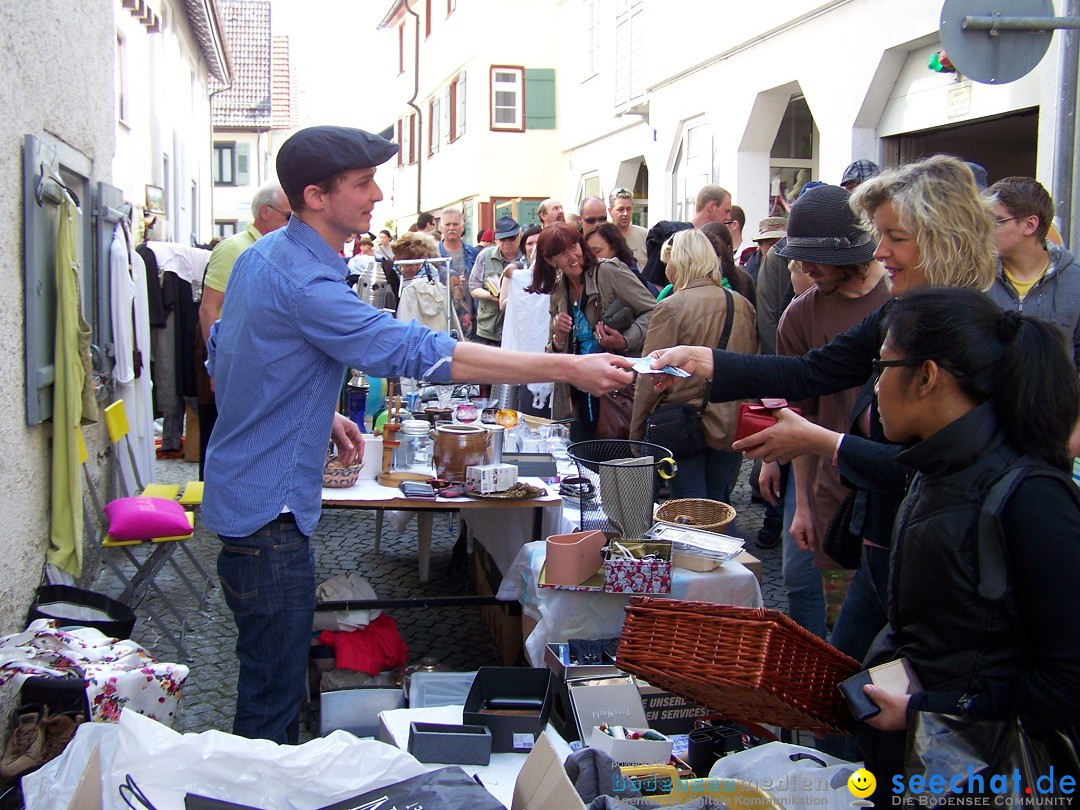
[
  {"left": 655, "top": 498, "right": 736, "bottom": 533},
  {"left": 323, "top": 458, "right": 364, "bottom": 488}
]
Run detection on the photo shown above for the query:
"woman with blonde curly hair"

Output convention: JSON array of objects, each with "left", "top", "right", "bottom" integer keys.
[{"left": 648, "top": 155, "right": 998, "bottom": 672}]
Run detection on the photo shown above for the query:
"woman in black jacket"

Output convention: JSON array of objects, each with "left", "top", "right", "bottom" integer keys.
[
  {"left": 860, "top": 287, "right": 1080, "bottom": 796},
  {"left": 648, "top": 155, "right": 998, "bottom": 668}
]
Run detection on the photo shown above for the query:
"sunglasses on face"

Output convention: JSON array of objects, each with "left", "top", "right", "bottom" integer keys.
[
  {"left": 871, "top": 358, "right": 965, "bottom": 378},
  {"left": 582, "top": 215, "right": 607, "bottom": 225}
]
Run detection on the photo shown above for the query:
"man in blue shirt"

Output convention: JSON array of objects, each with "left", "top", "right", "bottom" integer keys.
[{"left": 203, "top": 126, "right": 633, "bottom": 744}]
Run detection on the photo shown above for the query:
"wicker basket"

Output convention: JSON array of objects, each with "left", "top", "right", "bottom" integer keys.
[
  {"left": 323, "top": 458, "right": 364, "bottom": 488},
  {"left": 655, "top": 499, "right": 736, "bottom": 533},
  {"left": 617, "top": 597, "right": 859, "bottom": 734}
]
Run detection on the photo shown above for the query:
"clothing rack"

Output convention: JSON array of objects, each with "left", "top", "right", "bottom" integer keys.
[{"left": 394, "top": 256, "right": 455, "bottom": 336}]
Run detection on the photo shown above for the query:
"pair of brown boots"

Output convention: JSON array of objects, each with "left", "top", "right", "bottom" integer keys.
[{"left": 0, "top": 705, "right": 84, "bottom": 782}]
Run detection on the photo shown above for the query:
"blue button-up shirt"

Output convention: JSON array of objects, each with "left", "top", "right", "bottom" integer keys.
[{"left": 203, "top": 217, "right": 457, "bottom": 537}]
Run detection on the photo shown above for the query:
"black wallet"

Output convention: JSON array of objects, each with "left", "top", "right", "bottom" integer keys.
[
  {"left": 400, "top": 481, "right": 437, "bottom": 499},
  {"left": 839, "top": 658, "right": 922, "bottom": 722}
]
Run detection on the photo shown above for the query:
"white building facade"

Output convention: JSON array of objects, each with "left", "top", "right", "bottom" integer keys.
[{"left": 379, "top": 0, "right": 567, "bottom": 238}]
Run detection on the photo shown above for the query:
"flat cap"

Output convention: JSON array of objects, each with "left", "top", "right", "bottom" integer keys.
[{"left": 276, "top": 126, "right": 398, "bottom": 196}]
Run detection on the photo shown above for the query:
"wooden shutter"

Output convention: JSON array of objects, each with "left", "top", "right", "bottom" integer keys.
[{"left": 525, "top": 69, "right": 556, "bottom": 130}]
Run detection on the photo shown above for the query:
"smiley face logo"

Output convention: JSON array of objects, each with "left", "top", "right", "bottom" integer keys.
[{"left": 848, "top": 768, "right": 877, "bottom": 799}]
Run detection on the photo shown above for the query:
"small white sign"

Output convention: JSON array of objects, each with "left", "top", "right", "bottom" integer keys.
[
  {"left": 948, "top": 85, "right": 971, "bottom": 118},
  {"left": 512, "top": 732, "right": 536, "bottom": 750}
]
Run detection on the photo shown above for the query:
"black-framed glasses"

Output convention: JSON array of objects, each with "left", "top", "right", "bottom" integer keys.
[
  {"left": 582, "top": 215, "right": 607, "bottom": 225},
  {"left": 268, "top": 205, "right": 291, "bottom": 218},
  {"left": 872, "top": 358, "right": 965, "bottom": 378},
  {"left": 722, "top": 219, "right": 737, "bottom": 226},
  {"left": 995, "top": 216, "right": 1017, "bottom": 226}
]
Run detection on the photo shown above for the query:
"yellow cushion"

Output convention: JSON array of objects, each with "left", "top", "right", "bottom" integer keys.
[
  {"left": 178, "top": 481, "right": 204, "bottom": 506},
  {"left": 141, "top": 483, "right": 181, "bottom": 500}
]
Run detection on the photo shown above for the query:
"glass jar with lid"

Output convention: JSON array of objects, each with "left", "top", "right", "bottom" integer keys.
[{"left": 394, "top": 419, "right": 434, "bottom": 476}]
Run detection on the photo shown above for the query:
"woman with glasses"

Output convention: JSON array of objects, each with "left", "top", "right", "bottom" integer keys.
[
  {"left": 531, "top": 222, "right": 655, "bottom": 440},
  {"left": 859, "top": 287, "right": 1080, "bottom": 795},
  {"left": 649, "top": 155, "right": 998, "bottom": 671}
]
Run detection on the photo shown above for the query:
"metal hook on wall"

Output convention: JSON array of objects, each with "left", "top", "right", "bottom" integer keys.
[{"left": 35, "top": 161, "right": 81, "bottom": 208}]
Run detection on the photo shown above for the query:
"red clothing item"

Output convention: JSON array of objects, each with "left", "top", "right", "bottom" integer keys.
[{"left": 318, "top": 613, "right": 408, "bottom": 676}]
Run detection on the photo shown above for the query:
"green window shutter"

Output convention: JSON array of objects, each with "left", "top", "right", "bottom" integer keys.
[
  {"left": 524, "top": 69, "right": 556, "bottom": 130},
  {"left": 236, "top": 143, "right": 251, "bottom": 185}
]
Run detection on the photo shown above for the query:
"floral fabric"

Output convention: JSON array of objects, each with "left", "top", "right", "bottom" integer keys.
[{"left": 0, "top": 619, "right": 188, "bottom": 726}]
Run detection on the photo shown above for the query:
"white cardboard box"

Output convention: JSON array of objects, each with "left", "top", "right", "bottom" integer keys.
[
  {"left": 466, "top": 463, "right": 518, "bottom": 494},
  {"left": 588, "top": 726, "right": 673, "bottom": 766}
]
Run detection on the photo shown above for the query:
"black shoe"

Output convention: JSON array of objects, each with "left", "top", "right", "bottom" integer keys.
[{"left": 755, "top": 517, "right": 783, "bottom": 549}]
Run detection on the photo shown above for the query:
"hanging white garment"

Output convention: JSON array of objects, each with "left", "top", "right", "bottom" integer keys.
[
  {"left": 396, "top": 277, "right": 463, "bottom": 337},
  {"left": 129, "top": 242, "right": 156, "bottom": 483},
  {"left": 501, "top": 266, "right": 552, "bottom": 407},
  {"left": 144, "top": 241, "right": 211, "bottom": 286}
]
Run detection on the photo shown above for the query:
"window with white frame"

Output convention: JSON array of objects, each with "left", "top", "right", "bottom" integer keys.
[
  {"left": 490, "top": 66, "right": 524, "bottom": 132},
  {"left": 430, "top": 95, "right": 441, "bottom": 154},
  {"left": 614, "top": 0, "right": 645, "bottom": 106},
  {"left": 452, "top": 71, "right": 466, "bottom": 140},
  {"left": 442, "top": 84, "right": 452, "bottom": 144},
  {"left": 401, "top": 116, "right": 412, "bottom": 165},
  {"left": 671, "top": 119, "right": 712, "bottom": 221},
  {"left": 584, "top": 0, "right": 599, "bottom": 80}
]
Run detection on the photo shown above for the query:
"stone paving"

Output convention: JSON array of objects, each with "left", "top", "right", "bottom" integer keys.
[{"left": 92, "top": 456, "right": 784, "bottom": 736}]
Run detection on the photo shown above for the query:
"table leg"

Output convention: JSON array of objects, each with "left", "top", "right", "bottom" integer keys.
[
  {"left": 417, "top": 512, "right": 433, "bottom": 582},
  {"left": 374, "top": 509, "right": 383, "bottom": 553}
]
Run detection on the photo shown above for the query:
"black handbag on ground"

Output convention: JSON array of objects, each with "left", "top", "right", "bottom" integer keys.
[{"left": 643, "top": 288, "right": 735, "bottom": 459}]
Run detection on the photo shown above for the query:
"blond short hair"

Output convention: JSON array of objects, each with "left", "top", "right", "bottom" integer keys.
[
  {"left": 662, "top": 229, "right": 723, "bottom": 291},
  {"left": 390, "top": 231, "right": 439, "bottom": 261},
  {"left": 849, "top": 155, "right": 997, "bottom": 292}
]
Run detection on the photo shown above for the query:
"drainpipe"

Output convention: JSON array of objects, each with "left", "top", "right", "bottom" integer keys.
[
  {"left": 1053, "top": 0, "right": 1079, "bottom": 246},
  {"left": 403, "top": 0, "right": 423, "bottom": 217}
]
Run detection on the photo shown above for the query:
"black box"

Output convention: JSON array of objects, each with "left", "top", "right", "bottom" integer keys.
[
  {"left": 407, "top": 721, "right": 492, "bottom": 765},
  {"left": 463, "top": 666, "right": 553, "bottom": 753}
]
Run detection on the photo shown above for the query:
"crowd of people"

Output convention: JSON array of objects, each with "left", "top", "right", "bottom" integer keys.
[{"left": 199, "top": 123, "right": 1079, "bottom": 788}]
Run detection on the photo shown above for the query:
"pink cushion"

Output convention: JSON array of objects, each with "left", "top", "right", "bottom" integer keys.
[{"left": 103, "top": 497, "right": 191, "bottom": 540}]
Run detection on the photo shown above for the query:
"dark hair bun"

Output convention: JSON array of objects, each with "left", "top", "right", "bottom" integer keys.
[{"left": 997, "top": 310, "right": 1022, "bottom": 343}]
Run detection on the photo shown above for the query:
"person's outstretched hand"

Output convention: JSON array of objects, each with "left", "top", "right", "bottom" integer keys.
[{"left": 648, "top": 346, "right": 714, "bottom": 392}]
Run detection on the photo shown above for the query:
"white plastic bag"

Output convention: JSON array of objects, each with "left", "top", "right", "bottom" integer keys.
[
  {"left": 24, "top": 709, "right": 428, "bottom": 809},
  {"left": 709, "top": 741, "right": 860, "bottom": 810}
]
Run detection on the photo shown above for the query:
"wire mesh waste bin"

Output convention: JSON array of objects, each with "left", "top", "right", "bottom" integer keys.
[{"left": 567, "top": 440, "right": 676, "bottom": 540}]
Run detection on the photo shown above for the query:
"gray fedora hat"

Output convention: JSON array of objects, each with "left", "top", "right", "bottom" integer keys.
[{"left": 773, "top": 184, "right": 876, "bottom": 265}]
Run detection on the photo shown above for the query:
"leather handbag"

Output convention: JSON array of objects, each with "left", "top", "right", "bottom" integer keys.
[
  {"left": 734, "top": 399, "right": 802, "bottom": 443},
  {"left": 822, "top": 489, "right": 862, "bottom": 570},
  {"left": 595, "top": 384, "right": 636, "bottom": 440},
  {"left": 643, "top": 288, "right": 736, "bottom": 457}
]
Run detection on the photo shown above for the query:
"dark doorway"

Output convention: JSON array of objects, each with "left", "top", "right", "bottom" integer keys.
[{"left": 883, "top": 108, "right": 1038, "bottom": 185}]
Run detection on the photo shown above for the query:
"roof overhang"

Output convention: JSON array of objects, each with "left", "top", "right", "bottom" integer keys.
[{"left": 182, "top": 0, "right": 233, "bottom": 84}]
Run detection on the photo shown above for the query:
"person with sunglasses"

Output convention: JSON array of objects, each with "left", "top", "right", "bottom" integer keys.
[
  {"left": 648, "top": 156, "right": 998, "bottom": 674},
  {"left": 858, "top": 286, "right": 1080, "bottom": 796},
  {"left": 578, "top": 196, "right": 608, "bottom": 237}
]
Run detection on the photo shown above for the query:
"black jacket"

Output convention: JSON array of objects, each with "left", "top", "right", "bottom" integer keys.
[
  {"left": 889, "top": 404, "right": 1080, "bottom": 727},
  {"left": 708, "top": 302, "right": 906, "bottom": 546}
]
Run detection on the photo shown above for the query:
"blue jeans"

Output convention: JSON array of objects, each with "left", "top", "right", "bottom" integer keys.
[
  {"left": 667, "top": 448, "right": 743, "bottom": 503},
  {"left": 218, "top": 515, "right": 315, "bottom": 744},
  {"left": 828, "top": 543, "right": 890, "bottom": 664},
  {"left": 781, "top": 484, "right": 826, "bottom": 638}
]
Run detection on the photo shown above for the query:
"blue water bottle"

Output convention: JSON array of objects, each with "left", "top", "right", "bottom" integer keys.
[{"left": 346, "top": 370, "right": 370, "bottom": 432}]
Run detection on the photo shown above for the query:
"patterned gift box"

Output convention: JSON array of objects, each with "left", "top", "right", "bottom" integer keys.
[{"left": 603, "top": 542, "right": 672, "bottom": 594}]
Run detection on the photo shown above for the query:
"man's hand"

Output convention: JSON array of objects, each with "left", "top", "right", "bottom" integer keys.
[
  {"left": 331, "top": 412, "right": 364, "bottom": 467},
  {"left": 732, "top": 408, "right": 834, "bottom": 464},
  {"left": 789, "top": 504, "right": 817, "bottom": 552},
  {"left": 565, "top": 353, "right": 635, "bottom": 396},
  {"left": 863, "top": 685, "right": 910, "bottom": 731},
  {"left": 648, "top": 346, "right": 714, "bottom": 392},
  {"left": 595, "top": 321, "right": 628, "bottom": 351},
  {"left": 758, "top": 461, "right": 782, "bottom": 507}
]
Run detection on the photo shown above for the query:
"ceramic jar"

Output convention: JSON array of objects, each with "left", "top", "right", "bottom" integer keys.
[{"left": 433, "top": 424, "right": 491, "bottom": 482}]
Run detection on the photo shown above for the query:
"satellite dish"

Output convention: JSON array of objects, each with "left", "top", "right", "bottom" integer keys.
[{"left": 940, "top": 0, "right": 1054, "bottom": 84}]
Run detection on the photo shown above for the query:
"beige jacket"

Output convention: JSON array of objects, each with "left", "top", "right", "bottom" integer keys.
[
  {"left": 547, "top": 258, "right": 656, "bottom": 421},
  {"left": 630, "top": 279, "right": 757, "bottom": 450}
]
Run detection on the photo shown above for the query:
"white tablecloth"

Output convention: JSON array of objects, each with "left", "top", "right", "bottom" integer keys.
[
  {"left": 467, "top": 502, "right": 575, "bottom": 577},
  {"left": 378, "top": 704, "right": 572, "bottom": 808},
  {"left": 497, "top": 541, "right": 764, "bottom": 667}
]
